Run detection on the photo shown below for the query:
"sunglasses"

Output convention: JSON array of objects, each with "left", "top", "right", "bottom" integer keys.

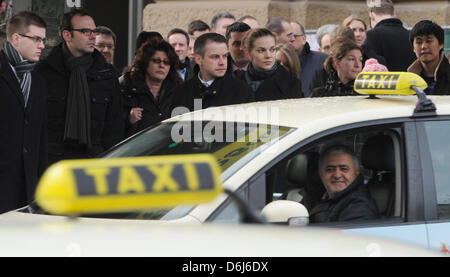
[{"left": 151, "top": 58, "right": 170, "bottom": 66}]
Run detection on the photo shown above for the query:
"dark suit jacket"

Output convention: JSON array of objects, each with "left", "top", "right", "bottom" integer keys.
[
  {"left": 0, "top": 51, "right": 48, "bottom": 213},
  {"left": 169, "top": 70, "right": 254, "bottom": 113},
  {"left": 299, "top": 42, "right": 328, "bottom": 96},
  {"left": 362, "top": 18, "right": 416, "bottom": 72}
]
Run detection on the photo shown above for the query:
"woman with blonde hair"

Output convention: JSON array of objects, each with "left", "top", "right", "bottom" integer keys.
[
  {"left": 274, "top": 44, "right": 301, "bottom": 78},
  {"left": 242, "top": 28, "right": 303, "bottom": 100},
  {"left": 310, "top": 41, "right": 362, "bottom": 97},
  {"left": 342, "top": 15, "right": 368, "bottom": 47}
]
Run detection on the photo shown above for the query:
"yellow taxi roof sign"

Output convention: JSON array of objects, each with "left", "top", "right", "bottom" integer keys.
[
  {"left": 354, "top": 72, "right": 427, "bottom": 95},
  {"left": 35, "top": 154, "right": 223, "bottom": 215}
]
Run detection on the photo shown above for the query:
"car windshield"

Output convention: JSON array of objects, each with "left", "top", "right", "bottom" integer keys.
[
  {"left": 24, "top": 121, "right": 294, "bottom": 220},
  {"left": 105, "top": 121, "right": 293, "bottom": 179}
]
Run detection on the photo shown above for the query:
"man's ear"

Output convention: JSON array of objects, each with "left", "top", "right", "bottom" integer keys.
[
  {"left": 194, "top": 54, "right": 202, "bottom": 66},
  {"left": 8, "top": 33, "right": 21, "bottom": 47},
  {"left": 61, "top": 30, "right": 72, "bottom": 43}
]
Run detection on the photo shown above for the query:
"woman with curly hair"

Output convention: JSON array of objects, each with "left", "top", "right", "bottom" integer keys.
[{"left": 120, "top": 38, "right": 182, "bottom": 136}]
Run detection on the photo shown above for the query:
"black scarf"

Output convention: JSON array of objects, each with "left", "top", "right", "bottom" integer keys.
[
  {"left": 245, "top": 62, "right": 279, "bottom": 92},
  {"left": 62, "top": 43, "right": 93, "bottom": 147},
  {"left": 3, "top": 41, "right": 35, "bottom": 107}
]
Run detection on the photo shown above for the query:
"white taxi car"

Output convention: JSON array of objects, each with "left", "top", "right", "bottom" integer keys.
[{"left": 2, "top": 72, "right": 449, "bottom": 255}]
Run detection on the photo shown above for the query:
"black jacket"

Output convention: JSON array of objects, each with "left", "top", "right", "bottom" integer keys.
[
  {"left": 362, "top": 18, "right": 416, "bottom": 72},
  {"left": 299, "top": 42, "right": 328, "bottom": 96},
  {"left": 225, "top": 55, "right": 248, "bottom": 82},
  {"left": 0, "top": 51, "right": 48, "bottom": 213},
  {"left": 310, "top": 71, "right": 358, "bottom": 97},
  {"left": 35, "top": 43, "right": 124, "bottom": 165},
  {"left": 407, "top": 54, "right": 450, "bottom": 95},
  {"left": 245, "top": 63, "right": 304, "bottom": 101},
  {"left": 179, "top": 57, "right": 195, "bottom": 82},
  {"left": 309, "top": 175, "right": 379, "bottom": 223},
  {"left": 120, "top": 72, "right": 179, "bottom": 136},
  {"left": 168, "top": 70, "right": 254, "bottom": 113}
]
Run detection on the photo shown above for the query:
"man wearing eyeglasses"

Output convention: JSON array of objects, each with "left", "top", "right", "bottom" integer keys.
[
  {"left": 290, "top": 21, "right": 327, "bottom": 96},
  {"left": 95, "top": 26, "right": 116, "bottom": 65},
  {"left": 35, "top": 8, "right": 124, "bottom": 166},
  {"left": 0, "top": 11, "right": 48, "bottom": 213},
  {"left": 266, "top": 17, "right": 295, "bottom": 47}
]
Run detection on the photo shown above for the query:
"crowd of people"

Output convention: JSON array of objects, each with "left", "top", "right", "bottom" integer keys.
[{"left": 0, "top": 0, "right": 449, "bottom": 216}]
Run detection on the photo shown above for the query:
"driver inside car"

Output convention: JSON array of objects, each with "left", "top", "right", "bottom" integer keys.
[{"left": 309, "top": 145, "right": 379, "bottom": 223}]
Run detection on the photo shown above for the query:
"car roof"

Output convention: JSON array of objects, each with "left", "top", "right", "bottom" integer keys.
[{"left": 167, "top": 96, "right": 450, "bottom": 128}]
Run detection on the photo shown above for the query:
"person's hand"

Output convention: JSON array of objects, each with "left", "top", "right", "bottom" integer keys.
[{"left": 129, "top": 107, "right": 143, "bottom": 124}]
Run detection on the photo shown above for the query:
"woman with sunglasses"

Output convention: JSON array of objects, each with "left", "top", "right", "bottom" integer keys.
[{"left": 120, "top": 38, "right": 182, "bottom": 137}]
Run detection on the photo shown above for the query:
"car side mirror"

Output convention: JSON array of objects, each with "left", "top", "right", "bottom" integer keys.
[{"left": 261, "top": 200, "right": 309, "bottom": 227}]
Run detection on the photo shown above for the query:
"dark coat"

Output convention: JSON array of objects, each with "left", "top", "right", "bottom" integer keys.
[
  {"left": 0, "top": 51, "right": 48, "bottom": 213},
  {"left": 245, "top": 63, "right": 304, "bottom": 101},
  {"left": 309, "top": 175, "right": 379, "bottom": 223},
  {"left": 309, "top": 67, "right": 329, "bottom": 94},
  {"left": 168, "top": 70, "right": 254, "bottom": 113},
  {"left": 362, "top": 18, "right": 416, "bottom": 72},
  {"left": 225, "top": 55, "right": 248, "bottom": 82},
  {"left": 299, "top": 42, "right": 328, "bottom": 97},
  {"left": 407, "top": 54, "right": 450, "bottom": 95},
  {"left": 34, "top": 43, "right": 124, "bottom": 165},
  {"left": 179, "top": 57, "right": 195, "bottom": 82},
  {"left": 310, "top": 71, "right": 358, "bottom": 97},
  {"left": 120, "top": 72, "right": 180, "bottom": 136}
]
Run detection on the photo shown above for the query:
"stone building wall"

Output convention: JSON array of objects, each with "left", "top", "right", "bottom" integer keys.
[{"left": 143, "top": 0, "right": 449, "bottom": 37}]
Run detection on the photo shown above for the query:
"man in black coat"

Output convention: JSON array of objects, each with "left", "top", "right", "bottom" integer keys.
[
  {"left": 363, "top": 0, "right": 415, "bottom": 72},
  {"left": 35, "top": 9, "right": 124, "bottom": 166},
  {"left": 167, "top": 28, "right": 194, "bottom": 82},
  {"left": 407, "top": 20, "right": 450, "bottom": 95},
  {"left": 169, "top": 33, "right": 253, "bottom": 115},
  {"left": 0, "top": 12, "right": 48, "bottom": 213},
  {"left": 291, "top": 21, "right": 328, "bottom": 96},
  {"left": 310, "top": 145, "right": 379, "bottom": 223},
  {"left": 225, "top": 21, "right": 251, "bottom": 82}
]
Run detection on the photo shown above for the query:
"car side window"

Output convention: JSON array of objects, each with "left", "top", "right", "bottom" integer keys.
[
  {"left": 423, "top": 121, "right": 450, "bottom": 219},
  {"left": 267, "top": 126, "right": 404, "bottom": 222}
]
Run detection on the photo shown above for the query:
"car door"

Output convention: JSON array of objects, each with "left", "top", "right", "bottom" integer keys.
[
  {"left": 418, "top": 117, "right": 450, "bottom": 253},
  {"left": 234, "top": 119, "right": 430, "bottom": 248}
]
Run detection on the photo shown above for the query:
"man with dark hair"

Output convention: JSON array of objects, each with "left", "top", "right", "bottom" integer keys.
[
  {"left": 135, "top": 31, "right": 163, "bottom": 52},
  {"left": 0, "top": 11, "right": 48, "bottom": 212},
  {"left": 188, "top": 20, "right": 210, "bottom": 38},
  {"left": 187, "top": 20, "right": 210, "bottom": 60},
  {"left": 266, "top": 17, "right": 295, "bottom": 47},
  {"left": 167, "top": 28, "right": 193, "bottom": 81},
  {"left": 35, "top": 8, "right": 124, "bottom": 165},
  {"left": 290, "top": 21, "right": 327, "bottom": 95},
  {"left": 210, "top": 11, "right": 235, "bottom": 37},
  {"left": 94, "top": 25, "right": 116, "bottom": 64},
  {"left": 309, "top": 145, "right": 379, "bottom": 223},
  {"left": 169, "top": 33, "right": 253, "bottom": 113},
  {"left": 363, "top": 0, "right": 415, "bottom": 71},
  {"left": 225, "top": 21, "right": 251, "bottom": 81},
  {"left": 407, "top": 20, "right": 450, "bottom": 95},
  {"left": 238, "top": 15, "right": 260, "bottom": 29}
]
